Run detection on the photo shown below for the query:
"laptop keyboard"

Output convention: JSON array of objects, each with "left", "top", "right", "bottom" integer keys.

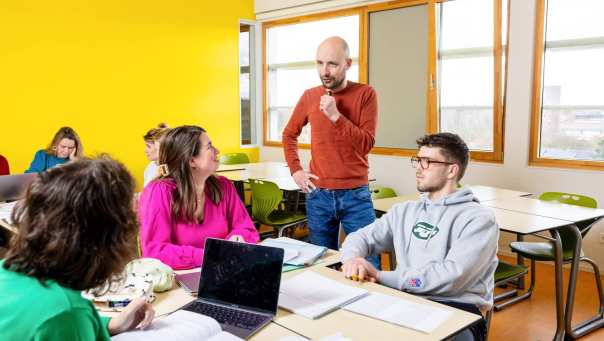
[{"left": 184, "top": 302, "right": 267, "bottom": 330}]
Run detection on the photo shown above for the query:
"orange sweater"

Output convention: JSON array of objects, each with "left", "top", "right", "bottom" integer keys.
[{"left": 282, "top": 82, "right": 378, "bottom": 189}]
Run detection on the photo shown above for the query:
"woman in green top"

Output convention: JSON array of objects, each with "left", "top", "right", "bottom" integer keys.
[{"left": 0, "top": 156, "right": 154, "bottom": 340}]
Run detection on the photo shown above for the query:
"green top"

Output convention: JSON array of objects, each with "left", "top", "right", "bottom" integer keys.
[{"left": 0, "top": 260, "right": 111, "bottom": 341}]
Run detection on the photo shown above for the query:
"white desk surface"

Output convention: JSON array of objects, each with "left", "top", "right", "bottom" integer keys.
[
  {"left": 372, "top": 185, "right": 532, "bottom": 213},
  {"left": 217, "top": 162, "right": 291, "bottom": 181},
  {"left": 275, "top": 266, "right": 479, "bottom": 341},
  {"left": 481, "top": 196, "right": 604, "bottom": 223},
  {"left": 467, "top": 185, "right": 532, "bottom": 202},
  {"left": 371, "top": 192, "right": 571, "bottom": 235},
  {"left": 489, "top": 207, "right": 572, "bottom": 235}
]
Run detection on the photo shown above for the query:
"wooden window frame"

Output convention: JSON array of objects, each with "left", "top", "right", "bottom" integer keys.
[
  {"left": 529, "top": 0, "right": 604, "bottom": 171},
  {"left": 262, "top": 0, "right": 508, "bottom": 163}
]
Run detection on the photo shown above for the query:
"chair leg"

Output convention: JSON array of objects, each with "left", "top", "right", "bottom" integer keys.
[
  {"left": 494, "top": 259, "right": 536, "bottom": 311},
  {"left": 564, "top": 256, "right": 604, "bottom": 338}
]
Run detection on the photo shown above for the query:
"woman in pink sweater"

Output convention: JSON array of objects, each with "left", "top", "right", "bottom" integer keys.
[{"left": 138, "top": 125, "right": 259, "bottom": 270}]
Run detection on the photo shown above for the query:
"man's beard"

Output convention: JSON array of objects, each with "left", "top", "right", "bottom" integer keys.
[
  {"left": 322, "top": 76, "right": 345, "bottom": 90},
  {"left": 417, "top": 179, "right": 446, "bottom": 193}
]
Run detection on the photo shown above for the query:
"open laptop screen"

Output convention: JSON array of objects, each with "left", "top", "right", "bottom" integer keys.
[
  {"left": 0, "top": 173, "right": 37, "bottom": 202},
  {"left": 198, "top": 238, "right": 284, "bottom": 314}
]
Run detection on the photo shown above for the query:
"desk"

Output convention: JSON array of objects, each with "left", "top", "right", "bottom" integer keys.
[
  {"left": 275, "top": 266, "right": 480, "bottom": 341},
  {"left": 217, "top": 162, "right": 291, "bottom": 182},
  {"left": 373, "top": 191, "right": 604, "bottom": 340},
  {"left": 123, "top": 251, "right": 477, "bottom": 341},
  {"left": 483, "top": 196, "right": 604, "bottom": 340},
  {"left": 467, "top": 185, "right": 532, "bottom": 202},
  {"left": 372, "top": 185, "right": 531, "bottom": 214}
]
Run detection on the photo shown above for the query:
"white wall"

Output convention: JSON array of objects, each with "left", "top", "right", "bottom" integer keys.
[{"left": 256, "top": 0, "right": 604, "bottom": 269}]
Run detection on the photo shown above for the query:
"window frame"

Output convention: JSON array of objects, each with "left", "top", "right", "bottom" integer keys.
[
  {"left": 529, "top": 0, "right": 604, "bottom": 170},
  {"left": 239, "top": 20, "right": 259, "bottom": 147},
  {"left": 261, "top": 7, "right": 366, "bottom": 148},
  {"left": 261, "top": 0, "right": 508, "bottom": 163}
]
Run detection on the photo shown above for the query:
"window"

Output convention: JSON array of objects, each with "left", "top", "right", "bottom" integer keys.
[
  {"left": 531, "top": 0, "right": 604, "bottom": 168},
  {"left": 437, "top": 0, "right": 507, "bottom": 160},
  {"left": 240, "top": 22, "right": 257, "bottom": 146},
  {"left": 261, "top": 1, "right": 509, "bottom": 161},
  {"left": 264, "top": 12, "right": 360, "bottom": 144}
]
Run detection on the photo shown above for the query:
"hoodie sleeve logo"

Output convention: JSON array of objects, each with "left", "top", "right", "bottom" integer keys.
[
  {"left": 408, "top": 278, "right": 423, "bottom": 288},
  {"left": 412, "top": 222, "right": 439, "bottom": 240}
]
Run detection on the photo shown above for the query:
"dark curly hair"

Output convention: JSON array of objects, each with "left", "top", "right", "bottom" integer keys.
[
  {"left": 3, "top": 155, "right": 138, "bottom": 291},
  {"left": 416, "top": 132, "right": 470, "bottom": 180}
]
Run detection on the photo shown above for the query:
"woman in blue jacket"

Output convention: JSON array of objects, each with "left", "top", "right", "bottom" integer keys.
[{"left": 25, "top": 126, "right": 83, "bottom": 173}]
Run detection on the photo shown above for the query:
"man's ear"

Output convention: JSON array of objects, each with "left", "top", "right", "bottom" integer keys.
[
  {"left": 448, "top": 163, "right": 459, "bottom": 180},
  {"left": 345, "top": 58, "right": 352, "bottom": 70}
]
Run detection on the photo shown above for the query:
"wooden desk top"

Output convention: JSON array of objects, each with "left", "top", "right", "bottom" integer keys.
[
  {"left": 482, "top": 196, "right": 604, "bottom": 223},
  {"left": 275, "top": 266, "right": 480, "bottom": 341}
]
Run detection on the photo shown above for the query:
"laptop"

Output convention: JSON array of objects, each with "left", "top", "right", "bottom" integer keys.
[
  {"left": 180, "top": 238, "right": 284, "bottom": 339},
  {"left": 0, "top": 173, "right": 37, "bottom": 202}
]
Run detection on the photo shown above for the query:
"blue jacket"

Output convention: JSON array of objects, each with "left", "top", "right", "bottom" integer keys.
[{"left": 25, "top": 150, "right": 68, "bottom": 173}]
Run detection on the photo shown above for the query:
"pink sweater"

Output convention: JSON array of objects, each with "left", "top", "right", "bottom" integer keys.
[{"left": 138, "top": 176, "right": 259, "bottom": 270}]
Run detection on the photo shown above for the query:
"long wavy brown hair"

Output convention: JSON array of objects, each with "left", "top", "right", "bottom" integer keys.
[
  {"left": 157, "top": 125, "right": 222, "bottom": 224},
  {"left": 3, "top": 155, "right": 138, "bottom": 291},
  {"left": 44, "top": 126, "right": 84, "bottom": 157}
]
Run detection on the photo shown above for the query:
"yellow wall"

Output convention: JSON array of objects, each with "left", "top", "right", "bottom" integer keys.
[{"left": 0, "top": 0, "right": 258, "bottom": 189}]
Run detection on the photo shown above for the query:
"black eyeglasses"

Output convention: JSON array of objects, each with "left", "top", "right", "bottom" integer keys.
[{"left": 410, "top": 157, "right": 454, "bottom": 169}]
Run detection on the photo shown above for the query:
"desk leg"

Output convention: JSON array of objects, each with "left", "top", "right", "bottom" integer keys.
[
  {"left": 564, "top": 224, "right": 604, "bottom": 339},
  {"left": 516, "top": 234, "right": 525, "bottom": 289},
  {"left": 552, "top": 229, "right": 566, "bottom": 341}
]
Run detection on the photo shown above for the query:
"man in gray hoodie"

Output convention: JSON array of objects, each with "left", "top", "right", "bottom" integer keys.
[{"left": 341, "top": 132, "right": 498, "bottom": 341}]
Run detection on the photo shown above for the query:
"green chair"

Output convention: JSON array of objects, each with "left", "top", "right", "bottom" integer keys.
[
  {"left": 219, "top": 153, "right": 250, "bottom": 165},
  {"left": 506, "top": 192, "right": 603, "bottom": 313},
  {"left": 370, "top": 186, "right": 397, "bottom": 200},
  {"left": 249, "top": 179, "right": 307, "bottom": 239}
]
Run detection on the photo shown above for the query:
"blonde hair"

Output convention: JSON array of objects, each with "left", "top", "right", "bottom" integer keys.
[
  {"left": 45, "top": 127, "right": 83, "bottom": 157},
  {"left": 143, "top": 123, "right": 170, "bottom": 142}
]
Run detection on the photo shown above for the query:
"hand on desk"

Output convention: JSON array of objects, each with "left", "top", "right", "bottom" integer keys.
[
  {"left": 107, "top": 297, "right": 155, "bottom": 335},
  {"left": 342, "top": 257, "right": 378, "bottom": 283},
  {"left": 228, "top": 234, "right": 245, "bottom": 242}
]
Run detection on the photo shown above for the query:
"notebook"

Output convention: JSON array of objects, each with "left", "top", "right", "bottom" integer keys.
[
  {"left": 111, "top": 310, "right": 243, "bottom": 341},
  {"left": 278, "top": 271, "right": 368, "bottom": 319},
  {"left": 179, "top": 238, "right": 284, "bottom": 339},
  {"left": 261, "top": 237, "right": 327, "bottom": 266},
  {"left": 343, "top": 292, "right": 453, "bottom": 333}
]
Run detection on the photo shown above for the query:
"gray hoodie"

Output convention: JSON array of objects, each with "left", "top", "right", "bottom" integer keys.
[{"left": 341, "top": 188, "right": 499, "bottom": 310}]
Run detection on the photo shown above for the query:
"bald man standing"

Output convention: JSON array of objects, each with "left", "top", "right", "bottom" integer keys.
[{"left": 282, "top": 36, "right": 379, "bottom": 267}]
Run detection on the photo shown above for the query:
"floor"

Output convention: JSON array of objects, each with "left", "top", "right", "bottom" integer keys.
[{"left": 490, "top": 255, "right": 604, "bottom": 340}]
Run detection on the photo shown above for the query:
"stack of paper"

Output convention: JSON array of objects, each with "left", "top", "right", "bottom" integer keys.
[
  {"left": 261, "top": 237, "right": 327, "bottom": 266},
  {"left": 278, "top": 271, "right": 368, "bottom": 319},
  {"left": 111, "top": 310, "right": 242, "bottom": 341},
  {"left": 0, "top": 201, "right": 17, "bottom": 225},
  {"left": 343, "top": 292, "right": 453, "bottom": 333}
]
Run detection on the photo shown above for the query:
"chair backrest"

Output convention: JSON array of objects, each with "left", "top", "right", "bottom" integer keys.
[
  {"left": 219, "top": 153, "right": 250, "bottom": 165},
  {"left": 539, "top": 192, "right": 597, "bottom": 208},
  {"left": 539, "top": 191, "right": 598, "bottom": 247},
  {"left": 249, "top": 179, "right": 283, "bottom": 223},
  {"left": 0, "top": 154, "right": 9, "bottom": 176},
  {"left": 370, "top": 186, "right": 397, "bottom": 200}
]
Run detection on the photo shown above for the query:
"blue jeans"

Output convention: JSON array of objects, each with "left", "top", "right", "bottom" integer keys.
[{"left": 305, "top": 185, "right": 380, "bottom": 269}]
